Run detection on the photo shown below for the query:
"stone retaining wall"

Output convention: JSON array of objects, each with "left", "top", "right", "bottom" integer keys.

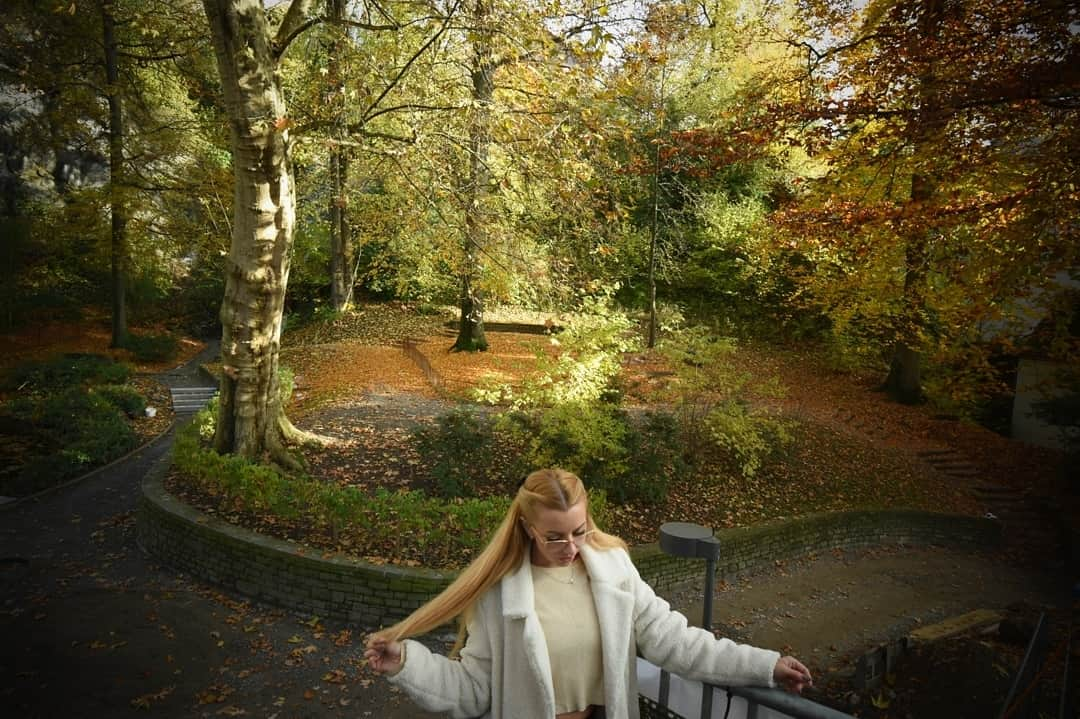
[
  {"left": 634, "top": 510, "right": 1001, "bottom": 594},
  {"left": 138, "top": 456, "right": 1000, "bottom": 626},
  {"left": 138, "top": 457, "right": 455, "bottom": 627}
]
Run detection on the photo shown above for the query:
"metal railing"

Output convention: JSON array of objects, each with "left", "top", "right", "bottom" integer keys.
[
  {"left": 638, "top": 660, "right": 856, "bottom": 719},
  {"left": 996, "top": 612, "right": 1049, "bottom": 719}
]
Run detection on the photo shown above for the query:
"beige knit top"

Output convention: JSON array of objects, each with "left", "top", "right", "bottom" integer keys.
[{"left": 531, "top": 559, "right": 605, "bottom": 713}]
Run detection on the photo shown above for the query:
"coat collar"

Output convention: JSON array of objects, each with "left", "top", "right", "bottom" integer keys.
[
  {"left": 501, "top": 544, "right": 632, "bottom": 616},
  {"left": 501, "top": 553, "right": 536, "bottom": 618}
]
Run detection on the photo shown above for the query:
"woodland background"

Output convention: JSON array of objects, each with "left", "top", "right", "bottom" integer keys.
[{"left": 1, "top": 0, "right": 1077, "bottom": 480}]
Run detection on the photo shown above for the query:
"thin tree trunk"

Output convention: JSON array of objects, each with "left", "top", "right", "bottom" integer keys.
[
  {"left": 453, "top": 0, "right": 492, "bottom": 353},
  {"left": 884, "top": 0, "right": 944, "bottom": 405},
  {"left": 328, "top": 0, "right": 352, "bottom": 311},
  {"left": 102, "top": 1, "right": 127, "bottom": 348},
  {"left": 202, "top": 0, "right": 325, "bottom": 465},
  {"left": 329, "top": 147, "right": 351, "bottom": 310}
]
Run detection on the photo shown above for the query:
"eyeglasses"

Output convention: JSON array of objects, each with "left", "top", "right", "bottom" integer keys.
[{"left": 531, "top": 528, "right": 595, "bottom": 548}]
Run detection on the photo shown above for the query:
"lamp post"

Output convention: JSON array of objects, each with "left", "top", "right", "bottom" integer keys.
[
  {"left": 659, "top": 521, "right": 721, "bottom": 629},
  {"left": 659, "top": 521, "right": 722, "bottom": 719}
]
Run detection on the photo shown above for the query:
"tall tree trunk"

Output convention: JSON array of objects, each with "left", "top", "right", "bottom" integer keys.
[
  {"left": 329, "top": 147, "right": 351, "bottom": 310},
  {"left": 646, "top": 137, "right": 659, "bottom": 349},
  {"left": 202, "top": 0, "right": 320, "bottom": 465},
  {"left": 885, "top": 172, "right": 933, "bottom": 404},
  {"left": 327, "top": 0, "right": 352, "bottom": 311},
  {"left": 453, "top": 0, "right": 491, "bottom": 352},
  {"left": 102, "top": 2, "right": 127, "bottom": 348},
  {"left": 884, "top": 0, "right": 943, "bottom": 405},
  {"left": 646, "top": 64, "right": 666, "bottom": 349}
]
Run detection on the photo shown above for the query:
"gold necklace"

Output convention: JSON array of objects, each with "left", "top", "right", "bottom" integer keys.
[{"left": 554, "top": 560, "right": 577, "bottom": 584}]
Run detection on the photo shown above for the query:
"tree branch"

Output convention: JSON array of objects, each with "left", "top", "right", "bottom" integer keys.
[
  {"left": 273, "top": 0, "right": 317, "bottom": 56},
  {"left": 360, "top": 0, "right": 462, "bottom": 124}
]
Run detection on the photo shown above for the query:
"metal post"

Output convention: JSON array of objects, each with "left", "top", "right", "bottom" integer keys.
[
  {"left": 702, "top": 543, "right": 718, "bottom": 631},
  {"left": 659, "top": 523, "right": 722, "bottom": 719}
]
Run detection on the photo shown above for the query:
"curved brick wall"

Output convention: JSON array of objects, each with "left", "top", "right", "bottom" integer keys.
[{"left": 138, "top": 454, "right": 1001, "bottom": 626}]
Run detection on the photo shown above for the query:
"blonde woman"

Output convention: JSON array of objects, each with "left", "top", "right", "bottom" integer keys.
[{"left": 364, "top": 468, "right": 812, "bottom": 719}]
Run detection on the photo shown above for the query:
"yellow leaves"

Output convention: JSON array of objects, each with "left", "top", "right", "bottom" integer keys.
[
  {"left": 196, "top": 683, "right": 235, "bottom": 705},
  {"left": 321, "top": 668, "right": 348, "bottom": 684},
  {"left": 130, "top": 685, "right": 175, "bottom": 710}
]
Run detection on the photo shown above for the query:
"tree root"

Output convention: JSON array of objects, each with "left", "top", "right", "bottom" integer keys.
[{"left": 279, "top": 412, "right": 335, "bottom": 448}]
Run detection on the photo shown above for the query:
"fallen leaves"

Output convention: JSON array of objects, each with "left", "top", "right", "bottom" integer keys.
[
  {"left": 130, "top": 685, "right": 175, "bottom": 710},
  {"left": 196, "top": 683, "right": 235, "bottom": 705},
  {"left": 170, "top": 305, "right": 1064, "bottom": 574}
]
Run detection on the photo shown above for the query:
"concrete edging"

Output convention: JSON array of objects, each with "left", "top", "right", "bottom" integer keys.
[{"left": 137, "top": 457, "right": 1002, "bottom": 625}]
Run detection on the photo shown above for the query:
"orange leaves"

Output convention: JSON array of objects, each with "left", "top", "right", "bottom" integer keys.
[{"left": 196, "top": 683, "right": 235, "bottom": 705}]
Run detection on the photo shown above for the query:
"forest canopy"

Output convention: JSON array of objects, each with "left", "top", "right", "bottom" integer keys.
[{"left": 1, "top": 0, "right": 1076, "bottom": 458}]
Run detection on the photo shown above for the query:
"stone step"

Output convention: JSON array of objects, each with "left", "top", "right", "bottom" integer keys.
[
  {"left": 974, "top": 484, "right": 1022, "bottom": 494},
  {"left": 916, "top": 449, "right": 959, "bottom": 458},
  {"left": 925, "top": 458, "right": 976, "bottom": 467},
  {"left": 974, "top": 495, "right": 1025, "bottom": 505},
  {"left": 170, "top": 386, "right": 218, "bottom": 414}
]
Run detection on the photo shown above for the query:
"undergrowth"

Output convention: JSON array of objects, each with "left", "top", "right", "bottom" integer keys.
[
  {"left": 174, "top": 403, "right": 516, "bottom": 568},
  {"left": 0, "top": 354, "right": 145, "bottom": 495}
]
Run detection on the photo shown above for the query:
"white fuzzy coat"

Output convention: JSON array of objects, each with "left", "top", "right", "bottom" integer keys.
[{"left": 388, "top": 545, "right": 780, "bottom": 719}]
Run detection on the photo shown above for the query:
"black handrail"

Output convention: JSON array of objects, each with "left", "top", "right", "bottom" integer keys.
[{"left": 724, "top": 685, "right": 856, "bottom": 719}]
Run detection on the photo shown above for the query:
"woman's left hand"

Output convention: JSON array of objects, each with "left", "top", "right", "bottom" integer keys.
[{"left": 772, "top": 655, "right": 813, "bottom": 694}]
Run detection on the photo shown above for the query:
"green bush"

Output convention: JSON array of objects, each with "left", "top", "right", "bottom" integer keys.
[
  {"left": 501, "top": 403, "right": 677, "bottom": 504},
  {"left": 122, "top": 332, "right": 179, "bottom": 363},
  {"left": 4, "top": 387, "right": 139, "bottom": 495},
  {"left": 93, "top": 384, "right": 147, "bottom": 418},
  {"left": 659, "top": 326, "right": 792, "bottom": 477},
  {"left": 412, "top": 408, "right": 510, "bottom": 498},
  {"left": 472, "top": 293, "right": 636, "bottom": 409},
  {"left": 0, "top": 353, "right": 149, "bottom": 496},
  {"left": 628, "top": 411, "right": 685, "bottom": 493},
  {"left": 4, "top": 353, "right": 131, "bottom": 392},
  {"left": 705, "top": 401, "right": 792, "bottom": 478}
]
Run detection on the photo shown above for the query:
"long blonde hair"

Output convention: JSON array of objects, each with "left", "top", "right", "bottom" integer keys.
[{"left": 369, "top": 468, "right": 626, "bottom": 649}]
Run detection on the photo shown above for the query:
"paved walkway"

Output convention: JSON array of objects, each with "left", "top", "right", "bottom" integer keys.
[
  {"left": 1, "top": 344, "right": 441, "bottom": 718},
  {"left": 0, "top": 345, "right": 1070, "bottom": 718}
]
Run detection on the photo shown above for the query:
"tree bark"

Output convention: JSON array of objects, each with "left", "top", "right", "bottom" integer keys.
[
  {"left": 883, "top": 0, "right": 944, "bottom": 405},
  {"left": 202, "top": 0, "right": 322, "bottom": 464},
  {"left": 646, "top": 65, "right": 666, "bottom": 349},
  {"left": 453, "top": 0, "right": 492, "bottom": 352},
  {"left": 102, "top": 1, "right": 128, "bottom": 348},
  {"left": 329, "top": 147, "right": 351, "bottom": 310},
  {"left": 884, "top": 171, "right": 933, "bottom": 404},
  {"left": 327, "top": 0, "right": 352, "bottom": 311}
]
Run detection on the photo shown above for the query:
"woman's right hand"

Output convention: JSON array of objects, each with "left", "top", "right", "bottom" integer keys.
[{"left": 364, "top": 636, "right": 404, "bottom": 675}]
